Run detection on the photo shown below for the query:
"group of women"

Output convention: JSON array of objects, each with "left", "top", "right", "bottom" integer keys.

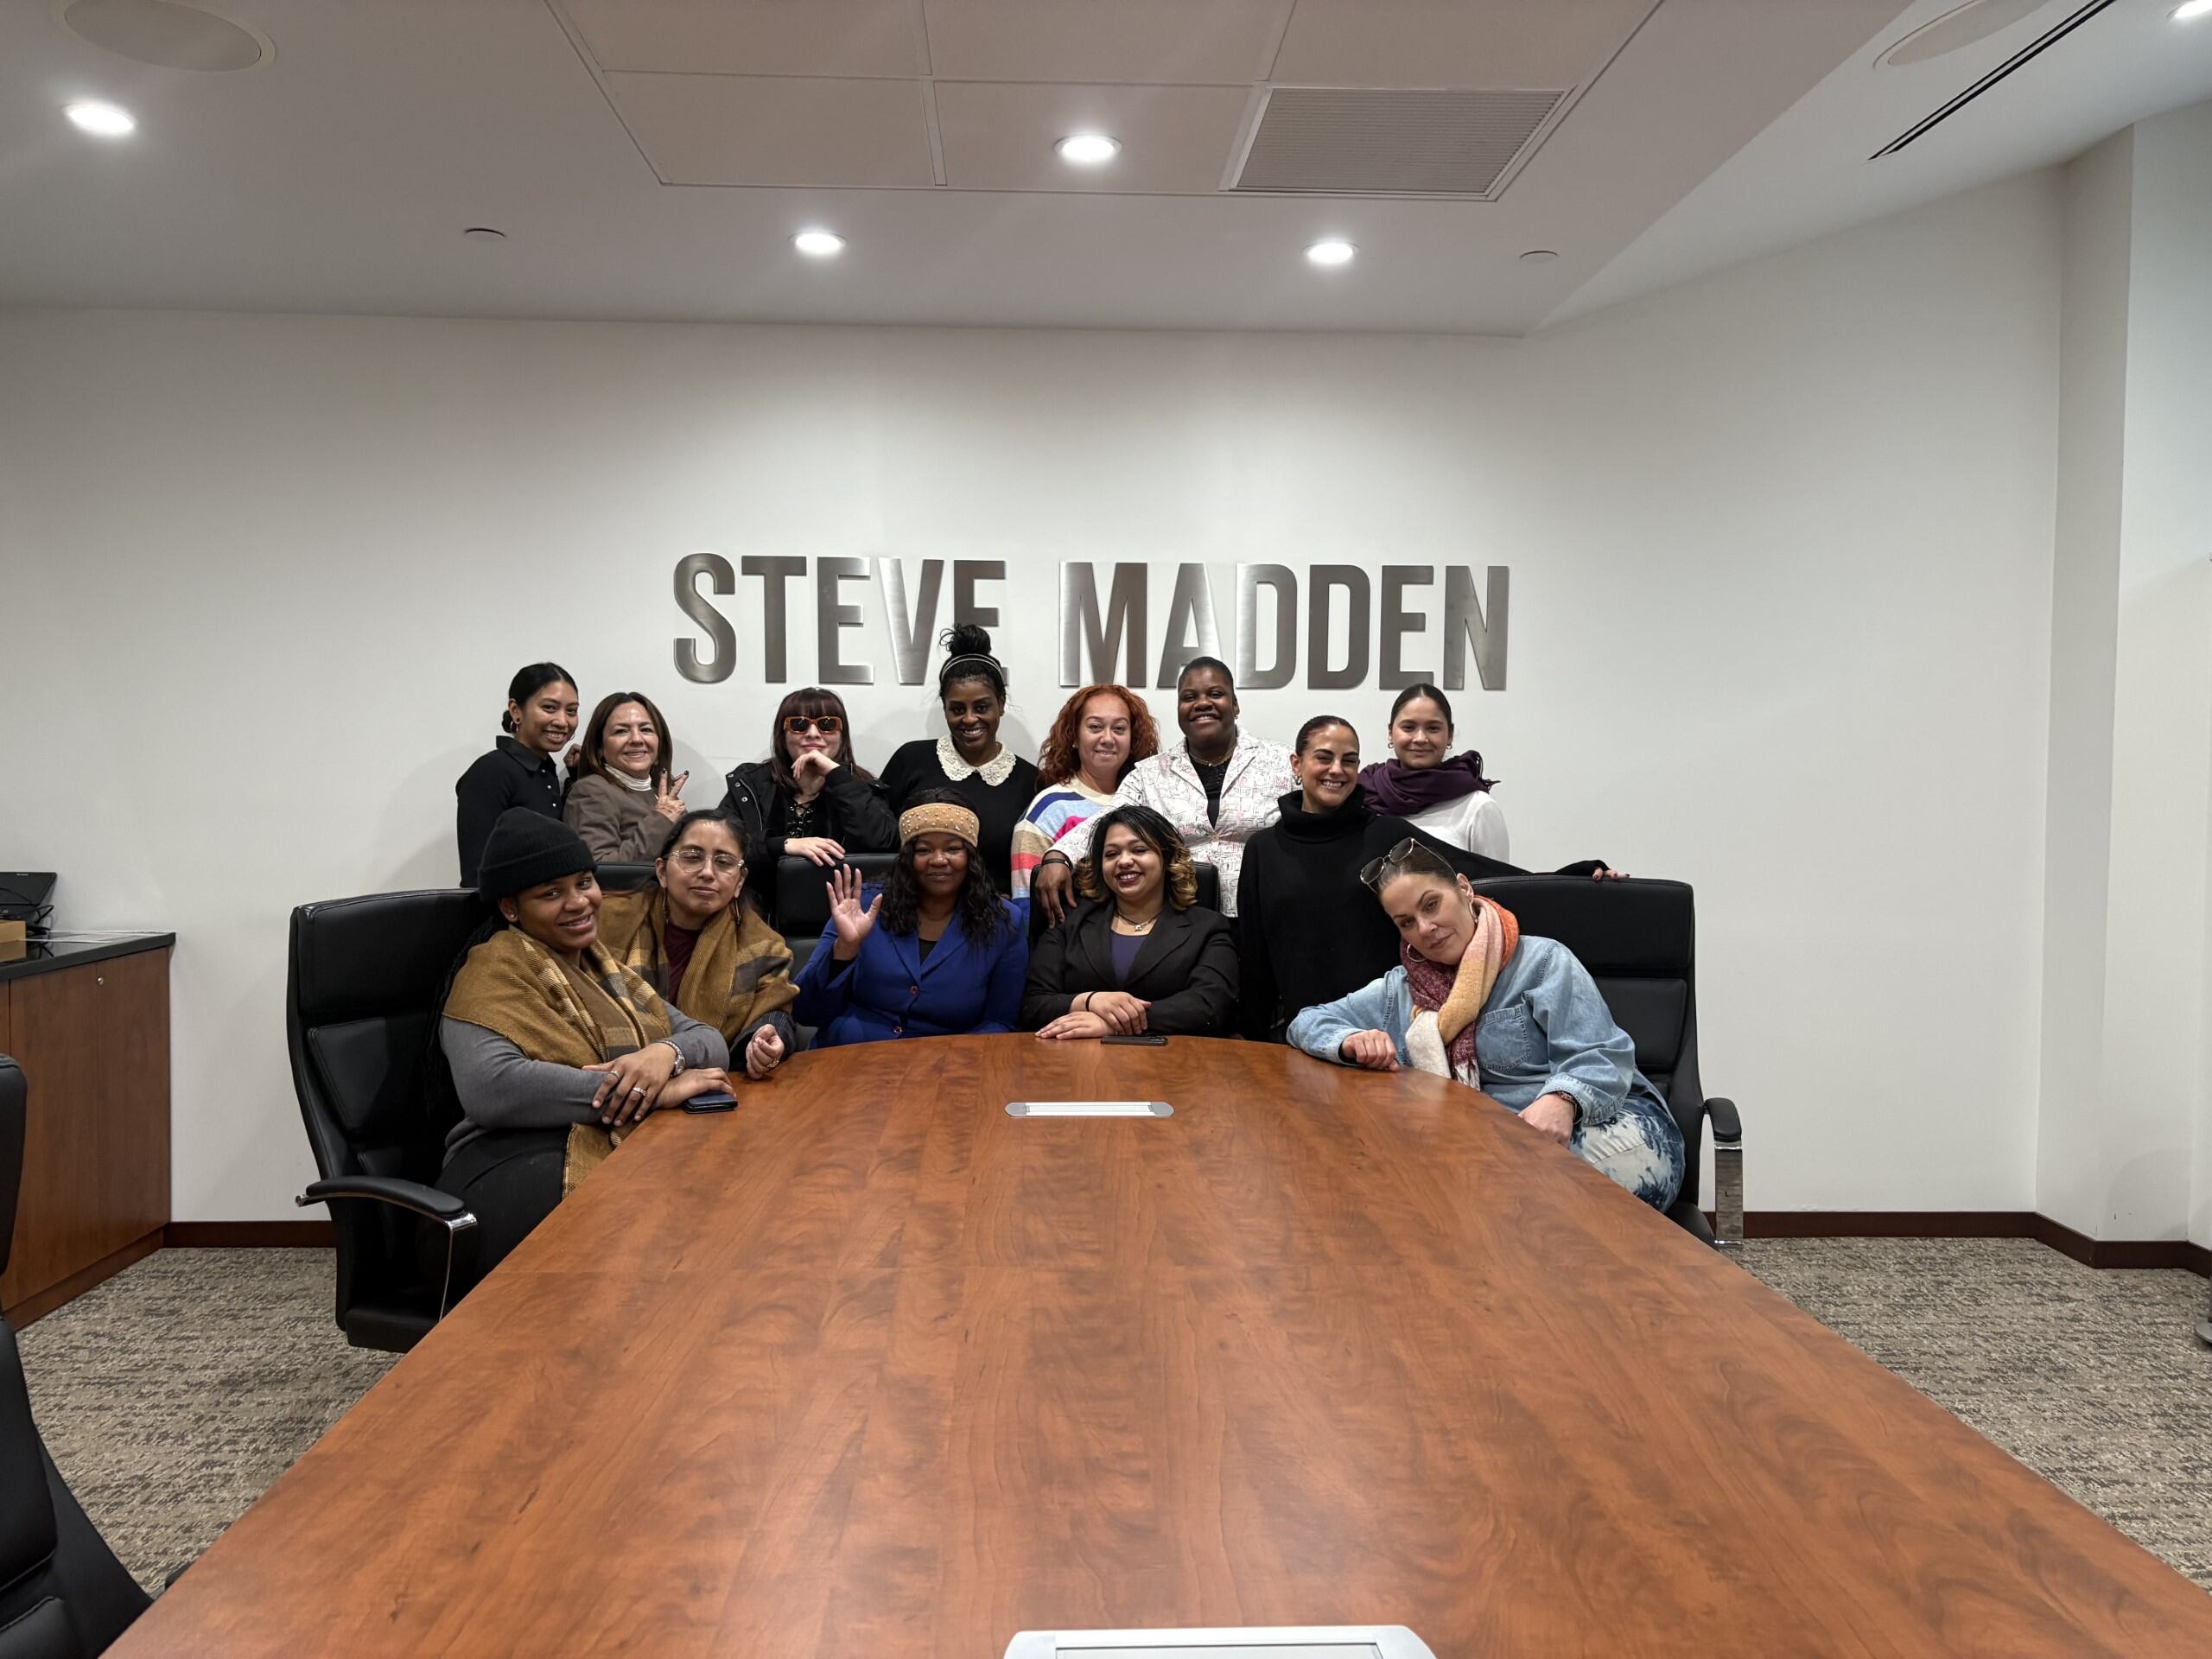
[{"left": 435, "top": 624, "right": 1684, "bottom": 1288}]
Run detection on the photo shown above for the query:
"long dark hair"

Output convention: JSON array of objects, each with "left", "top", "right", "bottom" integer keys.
[
  {"left": 578, "top": 690, "right": 674, "bottom": 785},
  {"left": 501, "top": 662, "right": 575, "bottom": 734},
  {"left": 878, "top": 788, "right": 1013, "bottom": 941},
  {"left": 1076, "top": 804, "right": 1199, "bottom": 911},
  {"left": 766, "top": 686, "right": 871, "bottom": 791}
]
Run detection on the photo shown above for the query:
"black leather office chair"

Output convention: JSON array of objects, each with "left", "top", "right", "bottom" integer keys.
[
  {"left": 594, "top": 861, "right": 656, "bottom": 893},
  {"left": 1026, "top": 861, "right": 1223, "bottom": 947},
  {"left": 1467, "top": 876, "right": 1743, "bottom": 1247},
  {"left": 773, "top": 852, "right": 899, "bottom": 970},
  {"left": 0, "top": 1056, "right": 153, "bottom": 1657},
  {"left": 287, "top": 890, "right": 487, "bottom": 1351}
]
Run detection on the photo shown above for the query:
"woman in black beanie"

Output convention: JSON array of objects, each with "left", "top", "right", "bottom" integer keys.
[
  {"left": 435, "top": 809, "right": 732, "bottom": 1287},
  {"left": 874, "top": 625, "right": 1039, "bottom": 896}
]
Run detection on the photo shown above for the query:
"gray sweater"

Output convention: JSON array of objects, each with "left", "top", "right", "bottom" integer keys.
[{"left": 441, "top": 1011, "right": 728, "bottom": 1158}]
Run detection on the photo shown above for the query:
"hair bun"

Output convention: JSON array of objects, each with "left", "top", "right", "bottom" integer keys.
[{"left": 939, "top": 622, "right": 994, "bottom": 658}]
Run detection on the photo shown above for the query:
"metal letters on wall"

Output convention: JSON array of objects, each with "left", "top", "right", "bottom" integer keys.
[{"left": 675, "top": 558, "right": 1507, "bottom": 692}]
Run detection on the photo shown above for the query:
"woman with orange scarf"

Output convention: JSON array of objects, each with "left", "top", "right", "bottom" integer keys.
[{"left": 1286, "top": 838, "right": 1683, "bottom": 1209}]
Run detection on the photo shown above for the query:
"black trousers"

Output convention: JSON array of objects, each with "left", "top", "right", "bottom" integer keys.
[{"left": 437, "top": 1127, "right": 568, "bottom": 1294}]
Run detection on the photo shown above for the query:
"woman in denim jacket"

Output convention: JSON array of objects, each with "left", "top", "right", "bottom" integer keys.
[{"left": 1287, "top": 838, "right": 1684, "bottom": 1211}]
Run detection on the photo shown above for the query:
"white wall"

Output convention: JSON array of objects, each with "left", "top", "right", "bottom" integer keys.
[
  {"left": 0, "top": 172, "right": 2065, "bottom": 1220},
  {"left": 2034, "top": 104, "right": 2212, "bottom": 1249}
]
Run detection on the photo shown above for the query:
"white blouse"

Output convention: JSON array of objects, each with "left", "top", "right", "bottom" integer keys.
[
  {"left": 1058, "top": 734, "right": 1296, "bottom": 916},
  {"left": 1403, "top": 790, "right": 1510, "bottom": 861}
]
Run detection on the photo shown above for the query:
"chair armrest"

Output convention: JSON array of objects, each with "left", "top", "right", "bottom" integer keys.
[
  {"left": 297, "top": 1177, "right": 470, "bottom": 1225},
  {"left": 299, "top": 1179, "right": 480, "bottom": 1321},
  {"left": 1705, "top": 1096, "right": 1741, "bottom": 1145}
]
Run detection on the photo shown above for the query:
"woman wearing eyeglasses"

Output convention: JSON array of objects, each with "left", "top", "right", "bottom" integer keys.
[
  {"left": 594, "top": 810, "right": 800, "bottom": 1081},
  {"left": 717, "top": 686, "right": 898, "bottom": 873},
  {"left": 1287, "top": 839, "right": 1683, "bottom": 1211}
]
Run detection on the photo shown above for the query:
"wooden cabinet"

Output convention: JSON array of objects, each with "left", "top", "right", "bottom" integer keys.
[{"left": 0, "top": 942, "right": 171, "bottom": 1322}]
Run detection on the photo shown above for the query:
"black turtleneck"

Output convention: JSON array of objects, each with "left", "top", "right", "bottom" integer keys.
[{"left": 1236, "top": 789, "right": 1521, "bottom": 1043}]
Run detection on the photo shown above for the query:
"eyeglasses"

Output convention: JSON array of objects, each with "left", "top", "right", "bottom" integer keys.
[
  {"left": 783, "top": 715, "right": 843, "bottom": 735},
  {"left": 670, "top": 848, "right": 743, "bottom": 874},
  {"left": 1357, "top": 836, "right": 1454, "bottom": 890}
]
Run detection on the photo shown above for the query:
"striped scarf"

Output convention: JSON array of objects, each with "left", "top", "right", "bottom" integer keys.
[{"left": 1400, "top": 896, "right": 1519, "bottom": 1084}]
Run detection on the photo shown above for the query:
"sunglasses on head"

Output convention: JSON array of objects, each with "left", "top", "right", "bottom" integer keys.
[
  {"left": 783, "top": 715, "right": 843, "bottom": 735},
  {"left": 1357, "top": 836, "right": 1457, "bottom": 891}
]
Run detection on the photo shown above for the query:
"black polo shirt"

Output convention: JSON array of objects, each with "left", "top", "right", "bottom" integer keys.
[{"left": 455, "top": 736, "right": 564, "bottom": 887}]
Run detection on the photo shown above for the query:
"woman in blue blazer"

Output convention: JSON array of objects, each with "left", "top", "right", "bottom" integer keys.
[{"left": 795, "top": 792, "right": 1027, "bottom": 1046}]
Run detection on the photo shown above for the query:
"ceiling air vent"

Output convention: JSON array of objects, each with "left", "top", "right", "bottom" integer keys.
[{"left": 1232, "top": 87, "right": 1567, "bottom": 199}]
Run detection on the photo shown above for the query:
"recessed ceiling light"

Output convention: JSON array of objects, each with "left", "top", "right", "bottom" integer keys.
[
  {"left": 1305, "top": 238, "right": 1356, "bottom": 267},
  {"left": 1519, "top": 249, "right": 1560, "bottom": 264},
  {"left": 64, "top": 99, "right": 135, "bottom": 137},
  {"left": 792, "top": 229, "right": 846, "bottom": 258},
  {"left": 1055, "top": 133, "right": 1121, "bottom": 166},
  {"left": 2175, "top": 0, "right": 2212, "bottom": 20}
]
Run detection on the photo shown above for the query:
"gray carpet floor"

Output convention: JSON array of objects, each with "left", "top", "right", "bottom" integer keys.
[{"left": 15, "top": 1240, "right": 2212, "bottom": 1596}]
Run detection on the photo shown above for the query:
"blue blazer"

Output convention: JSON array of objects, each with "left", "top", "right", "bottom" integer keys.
[{"left": 794, "top": 891, "right": 1028, "bottom": 1047}]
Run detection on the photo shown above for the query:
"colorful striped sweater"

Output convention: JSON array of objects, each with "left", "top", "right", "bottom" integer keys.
[{"left": 1008, "top": 779, "right": 1117, "bottom": 899}]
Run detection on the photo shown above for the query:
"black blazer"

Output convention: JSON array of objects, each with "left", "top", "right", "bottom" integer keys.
[{"left": 1021, "top": 899, "right": 1239, "bottom": 1036}]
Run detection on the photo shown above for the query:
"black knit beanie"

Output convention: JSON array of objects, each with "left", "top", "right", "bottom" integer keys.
[{"left": 477, "top": 809, "right": 594, "bottom": 902}]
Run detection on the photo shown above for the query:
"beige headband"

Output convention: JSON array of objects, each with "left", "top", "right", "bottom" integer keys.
[{"left": 899, "top": 803, "right": 980, "bottom": 847}]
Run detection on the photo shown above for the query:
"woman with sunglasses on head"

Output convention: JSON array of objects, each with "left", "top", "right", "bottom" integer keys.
[
  {"left": 717, "top": 686, "right": 897, "bottom": 874},
  {"left": 455, "top": 662, "right": 579, "bottom": 887},
  {"left": 1287, "top": 839, "right": 1683, "bottom": 1211},
  {"left": 794, "top": 791, "right": 1027, "bottom": 1047},
  {"left": 1361, "top": 683, "right": 1509, "bottom": 859},
  {"left": 1030, "top": 656, "right": 1294, "bottom": 924},
  {"left": 1009, "top": 682, "right": 1160, "bottom": 901},
  {"left": 563, "top": 690, "right": 689, "bottom": 863},
  {"left": 594, "top": 810, "right": 799, "bottom": 1082},
  {"left": 1023, "top": 804, "right": 1237, "bottom": 1039},
  {"left": 876, "top": 625, "right": 1040, "bottom": 898}
]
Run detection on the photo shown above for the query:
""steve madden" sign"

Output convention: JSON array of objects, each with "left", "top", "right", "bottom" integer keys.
[{"left": 673, "top": 557, "right": 1508, "bottom": 692}]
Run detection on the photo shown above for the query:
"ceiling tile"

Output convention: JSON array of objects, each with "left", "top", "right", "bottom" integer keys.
[
  {"left": 562, "top": 0, "right": 926, "bottom": 79},
  {"left": 1270, "top": 0, "right": 1656, "bottom": 88},
  {"left": 605, "top": 73, "right": 937, "bottom": 188},
  {"left": 923, "top": 0, "right": 1291, "bottom": 84},
  {"left": 935, "top": 81, "right": 1255, "bottom": 193}
]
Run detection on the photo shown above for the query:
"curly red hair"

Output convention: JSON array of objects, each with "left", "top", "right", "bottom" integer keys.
[{"left": 1035, "top": 683, "right": 1160, "bottom": 788}]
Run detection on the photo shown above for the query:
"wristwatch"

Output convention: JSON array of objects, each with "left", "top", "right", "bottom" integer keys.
[{"left": 660, "top": 1040, "right": 685, "bottom": 1078}]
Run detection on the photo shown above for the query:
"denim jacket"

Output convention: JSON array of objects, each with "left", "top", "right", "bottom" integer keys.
[{"left": 1284, "top": 937, "right": 1660, "bottom": 1128}]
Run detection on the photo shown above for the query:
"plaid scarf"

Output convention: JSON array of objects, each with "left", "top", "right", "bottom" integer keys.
[
  {"left": 1400, "top": 895, "right": 1519, "bottom": 1083},
  {"left": 596, "top": 888, "right": 796, "bottom": 1047},
  {"left": 442, "top": 925, "right": 674, "bottom": 1195}
]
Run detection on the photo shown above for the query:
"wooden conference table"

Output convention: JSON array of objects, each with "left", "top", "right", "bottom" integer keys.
[{"left": 122, "top": 1037, "right": 2212, "bottom": 1656}]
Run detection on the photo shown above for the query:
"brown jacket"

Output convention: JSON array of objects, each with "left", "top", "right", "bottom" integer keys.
[{"left": 563, "top": 772, "right": 678, "bottom": 863}]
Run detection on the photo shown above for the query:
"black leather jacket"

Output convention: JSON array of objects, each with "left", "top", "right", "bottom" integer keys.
[{"left": 715, "top": 759, "right": 898, "bottom": 866}]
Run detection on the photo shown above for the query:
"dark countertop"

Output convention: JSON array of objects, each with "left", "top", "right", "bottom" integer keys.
[{"left": 0, "top": 934, "right": 175, "bottom": 985}]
